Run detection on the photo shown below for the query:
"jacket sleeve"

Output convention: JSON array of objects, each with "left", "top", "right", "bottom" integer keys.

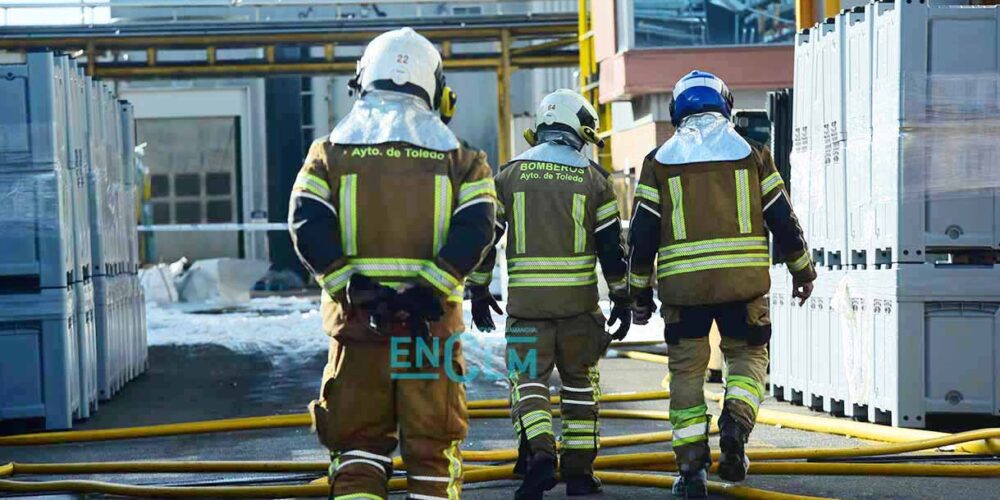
[
  {"left": 594, "top": 173, "right": 628, "bottom": 300},
  {"left": 466, "top": 170, "right": 506, "bottom": 288},
  {"left": 756, "top": 145, "right": 817, "bottom": 283},
  {"left": 627, "top": 153, "right": 662, "bottom": 294},
  {"left": 421, "top": 150, "right": 498, "bottom": 298},
  {"left": 288, "top": 140, "right": 347, "bottom": 296}
]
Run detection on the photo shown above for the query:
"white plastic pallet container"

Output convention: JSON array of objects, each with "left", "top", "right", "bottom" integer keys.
[
  {"left": 818, "top": 15, "right": 847, "bottom": 147},
  {"left": 0, "top": 170, "right": 76, "bottom": 290},
  {"left": 791, "top": 30, "right": 814, "bottom": 157},
  {"left": 863, "top": 265, "right": 1000, "bottom": 427},
  {"left": 769, "top": 266, "right": 791, "bottom": 400},
  {"left": 0, "top": 52, "right": 68, "bottom": 170},
  {"left": 0, "top": 288, "right": 79, "bottom": 430},
  {"left": 867, "top": 1, "right": 1000, "bottom": 265},
  {"left": 73, "top": 279, "right": 98, "bottom": 418},
  {"left": 844, "top": 6, "right": 875, "bottom": 268}
]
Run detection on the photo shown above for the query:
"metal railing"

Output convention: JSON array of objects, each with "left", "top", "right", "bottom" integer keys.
[{"left": 1, "top": 0, "right": 574, "bottom": 27}]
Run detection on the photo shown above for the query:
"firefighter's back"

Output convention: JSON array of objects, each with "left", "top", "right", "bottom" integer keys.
[{"left": 496, "top": 142, "right": 614, "bottom": 319}]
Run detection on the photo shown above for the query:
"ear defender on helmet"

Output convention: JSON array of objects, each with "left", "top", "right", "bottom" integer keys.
[
  {"left": 439, "top": 85, "right": 457, "bottom": 124},
  {"left": 523, "top": 128, "right": 538, "bottom": 147},
  {"left": 580, "top": 126, "right": 605, "bottom": 149}
]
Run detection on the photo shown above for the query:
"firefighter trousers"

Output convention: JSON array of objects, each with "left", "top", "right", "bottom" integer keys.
[
  {"left": 663, "top": 297, "right": 769, "bottom": 473},
  {"left": 310, "top": 336, "right": 469, "bottom": 500},
  {"left": 505, "top": 311, "right": 608, "bottom": 478}
]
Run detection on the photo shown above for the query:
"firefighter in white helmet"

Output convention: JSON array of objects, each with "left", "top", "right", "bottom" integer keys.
[
  {"left": 468, "top": 89, "right": 629, "bottom": 499},
  {"left": 289, "top": 27, "right": 495, "bottom": 499}
]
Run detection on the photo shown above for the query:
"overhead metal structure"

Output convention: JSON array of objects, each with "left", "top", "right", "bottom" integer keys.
[{"left": 0, "top": 12, "right": 579, "bottom": 164}]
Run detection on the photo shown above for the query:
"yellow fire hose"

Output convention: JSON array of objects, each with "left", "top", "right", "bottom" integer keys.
[
  {"left": 0, "top": 463, "right": 832, "bottom": 499},
  {"left": 0, "top": 391, "right": 671, "bottom": 447},
  {"left": 1, "top": 367, "right": 999, "bottom": 498}
]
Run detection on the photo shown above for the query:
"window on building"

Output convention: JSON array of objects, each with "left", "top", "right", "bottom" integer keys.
[
  {"left": 630, "top": 0, "right": 795, "bottom": 48},
  {"left": 452, "top": 6, "right": 483, "bottom": 15}
]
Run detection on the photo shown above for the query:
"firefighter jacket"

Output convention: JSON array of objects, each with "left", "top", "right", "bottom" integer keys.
[
  {"left": 469, "top": 138, "right": 628, "bottom": 319},
  {"left": 628, "top": 112, "right": 816, "bottom": 307},
  {"left": 288, "top": 94, "right": 496, "bottom": 340}
]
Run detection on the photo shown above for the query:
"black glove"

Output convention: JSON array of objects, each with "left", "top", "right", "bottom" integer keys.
[
  {"left": 607, "top": 297, "right": 632, "bottom": 341},
  {"left": 469, "top": 285, "right": 502, "bottom": 332},
  {"left": 632, "top": 288, "right": 657, "bottom": 325},
  {"left": 395, "top": 282, "right": 444, "bottom": 339}
]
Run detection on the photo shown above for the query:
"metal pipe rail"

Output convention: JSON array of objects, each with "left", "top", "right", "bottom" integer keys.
[{"left": 0, "top": 0, "right": 572, "bottom": 28}]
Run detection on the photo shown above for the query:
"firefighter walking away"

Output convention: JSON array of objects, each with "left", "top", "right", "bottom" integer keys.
[
  {"left": 628, "top": 71, "right": 816, "bottom": 498},
  {"left": 288, "top": 27, "right": 496, "bottom": 500},
  {"left": 467, "top": 89, "right": 631, "bottom": 500}
]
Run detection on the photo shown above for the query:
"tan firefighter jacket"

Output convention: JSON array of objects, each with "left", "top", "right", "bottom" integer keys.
[
  {"left": 288, "top": 139, "right": 496, "bottom": 340},
  {"left": 628, "top": 113, "right": 816, "bottom": 307},
  {"left": 469, "top": 140, "right": 628, "bottom": 319}
]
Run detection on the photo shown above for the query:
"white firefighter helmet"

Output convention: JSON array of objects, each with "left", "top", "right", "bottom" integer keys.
[
  {"left": 351, "top": 27, "right": 447, "bottom": 110},
  {"left": 526, "top": 89, "right": 604, "bottom": 148}
]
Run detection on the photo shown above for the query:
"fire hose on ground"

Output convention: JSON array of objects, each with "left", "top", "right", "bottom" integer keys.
[{"left": 1, "top": 356, "right": 999, "bottom": 498}]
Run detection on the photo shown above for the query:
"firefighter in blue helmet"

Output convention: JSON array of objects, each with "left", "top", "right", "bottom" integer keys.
[{"left": 629, "top": 71, "right": 816, "bottom": 498}]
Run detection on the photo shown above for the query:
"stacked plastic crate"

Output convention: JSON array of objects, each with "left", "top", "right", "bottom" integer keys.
[
  {"left": 0, "top": 53, "right": 146, "bottom": 430},
  {"left": 771, "top": 0, "right": 1000, "bottom": 428},
  {"left": 87, "top": 81, "right": 149, "bottom": 401}
]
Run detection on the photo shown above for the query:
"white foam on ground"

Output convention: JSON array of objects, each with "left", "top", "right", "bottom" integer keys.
[{"left": 146, "top": 297, "right": 665, "bottom": 369}]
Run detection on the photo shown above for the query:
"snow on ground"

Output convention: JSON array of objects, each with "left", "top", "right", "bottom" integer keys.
[{"left": 146, "top": 296, "right": 665, "bottom": 371}]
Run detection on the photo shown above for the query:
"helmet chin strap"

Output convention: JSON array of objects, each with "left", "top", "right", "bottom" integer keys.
[{"left": 536, "top": 129, "right": 585, "bottom": 151}]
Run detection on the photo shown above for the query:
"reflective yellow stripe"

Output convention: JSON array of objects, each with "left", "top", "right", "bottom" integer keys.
[
  {"left": 657, "top": 253, "right": 770, "bottom": 278},
  {"left": 339, "top": 174, "right": 358, "bottom": 256},
  {"left": 658, "top": 236, "right": 769, "bottom": 262},
  {"left": 508, "top": 255, "right": 596, "bottom": 272},
  {"left": 433, "top": 175, "right": 453, "bottom": 254},
  {"left": 635, "top": 183, "right": 660, "bottom": 204},
  {"left": 596, "top": 199, "right": 619, "bottom": 221},
  {"left": 508, "top": 271, "right": 597, "bottom": 288},
  {"left": 334, "top": 494, "right": 383, "bottom": 500},
  {"left": 735, "top": 169, "right": 752, "bottom": 234},
  {"left": 667, "top": 176, "right": 686, "bottom": 240},
  {"left": 761, "top": 171, "right": 785, "bottom": 196},
  {"left": 467, "top": 270, "right": 492, "bottom": 286},
  {"left": 457, "top": 177, "right": 496, "bottom": 205},
  {"left": 513, "top": 192, "right": 526, "bottom": 254},
  {"left": 444, "top": 440, "right": 461, "bottom": 500},
  {"left": 788, "top": 251, "right": 812, "bottom": 272},
  {"left": 319, "top": 265, "right": 353, "bottom": 295},
  {"left": 294, "top": 172, "right": 331, "bottom": 199},
  {"left": 572, "top": 193, "right": 587, "bottom": 253},
  {"left": 628, "top": 272, "right": 650, "bottom": 288},
  {"left": 320, "top": 258, "right": 463, "bottom": 301}
]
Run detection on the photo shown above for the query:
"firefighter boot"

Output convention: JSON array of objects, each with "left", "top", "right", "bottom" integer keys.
[
  {"left": 718, "top": 413, "right": 751, "bottom": 482},
  {"left": 565, "top": 474, "right": 602, "bottom": 496},
  {"left": 514, "top": 453, "right": 557, "bottom": 500},
  {"left": 671, "top": 468, "right": 708, "bottom": 499}
]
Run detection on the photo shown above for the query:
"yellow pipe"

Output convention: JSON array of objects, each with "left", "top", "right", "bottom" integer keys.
[
  {"left": 615, "top": 350, "right": 669, "bottom": 364},
  {"left": 0, "top": 391, "right": 670, "bottom": 447},
  {"left": 0, "top": 414, "right": 311, "bottom": 446},
  {"left": 704, "top": 391, "right": 1000, "bottom": 454},
  {"left": 594, "top": 471, "right": 833, "bottom": 500},
  {"left": 796, "top": 0, "right": 816, "bottom": 31},
  {"left": 0, "top": 463, "right": 833, "bottom": 499},
  {"left": 823, "top": 0, "right": 840, "bottom": 20}
]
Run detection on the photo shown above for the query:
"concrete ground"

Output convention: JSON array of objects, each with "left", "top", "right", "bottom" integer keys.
[{"left": 2, "top": 337, "right": 1000, "bottom": 499}]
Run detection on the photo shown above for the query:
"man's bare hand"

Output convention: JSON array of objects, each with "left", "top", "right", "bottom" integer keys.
[{"left": 793, "top": 281, "right": 814, "bottom": 306}]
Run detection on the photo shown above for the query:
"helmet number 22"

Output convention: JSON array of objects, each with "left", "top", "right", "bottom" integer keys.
[{"left": 396, "top": 54, "right": 409, "bottom": 64}]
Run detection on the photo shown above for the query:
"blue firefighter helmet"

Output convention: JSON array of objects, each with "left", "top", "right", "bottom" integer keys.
[{"left": 669, "top": 70, "right": 735, "bottom": 126}]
